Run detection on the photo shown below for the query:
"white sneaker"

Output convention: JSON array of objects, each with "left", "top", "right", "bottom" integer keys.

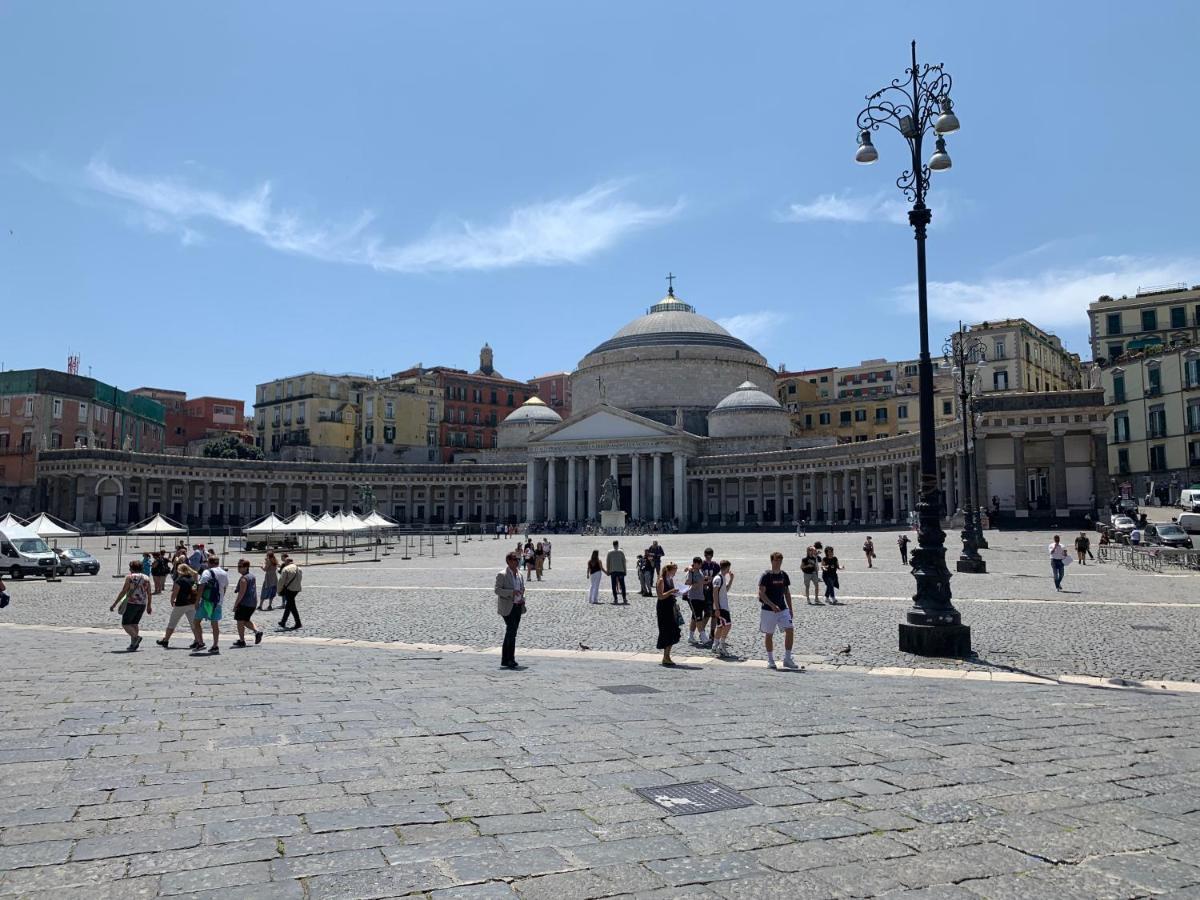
[
  {"left": 783, "top": 657, "right": 802, "bottom": 670},
  {"left": 767, "top": 658, "right": 777, "bottom": 669}
]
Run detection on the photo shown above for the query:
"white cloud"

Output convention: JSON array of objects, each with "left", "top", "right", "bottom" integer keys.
[
  {"left": 82, "top": 159, "right": 680, "bottom": 272},
  {"left": 717, "top": 311, "right": 787, "bottom": 347},
  {"left": 779, "top": 190, "right": 914, "bottom": 226},
  {"left": 909, "top": 256, "right": 1200, "bottom": 330}
]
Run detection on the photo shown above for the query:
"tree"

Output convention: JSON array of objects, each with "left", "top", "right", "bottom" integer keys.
[{"left": 201, "top": 434, "right": 263, "bottom": 460}]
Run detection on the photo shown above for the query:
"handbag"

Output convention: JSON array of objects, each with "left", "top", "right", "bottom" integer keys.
[{"left": 673, "top": 601, "right": 685, "bottom": 628}]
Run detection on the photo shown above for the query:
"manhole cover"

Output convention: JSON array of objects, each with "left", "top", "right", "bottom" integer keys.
[
  {"left": 1131, "top": 625, "right": 1171, "bottom": 632},
  {"left": 599, "top": 684, "right": 661, "bottom": 695},
  {"left": 633, "top": 781, "right": 754, "bottom": 816}
]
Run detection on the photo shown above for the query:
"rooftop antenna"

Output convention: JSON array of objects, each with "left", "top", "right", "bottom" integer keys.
[{"left": 67, "top": 353, "right": 80, "bottom": 375}]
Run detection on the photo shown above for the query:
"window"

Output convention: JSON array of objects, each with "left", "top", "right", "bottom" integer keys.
[
  {"left": 993, "top": 369, "right": 1009, "bottom": 391},
  {"left": 23, "top": 397, "right": 33, "bottom": 416},
  {"left": 1148, "top": 404, "right": 1167, "bottom": 438},
  {"left": 283, "top": 405, "right": 292, "bottom": 426},
  {"left": 286, "top": 381, "right": 293, "bottom": 399},
  {"left": 819, "top": 412, "right": 831, "bottom": 425},
  {"left": 875, "top": 407, "right": 888, "bottom": 423},
  {"left": 296, "top": 401, "right": 305, "bottom": 424},
  {"left": 942, "top": 400, "right": 952, "bottom": 415},
  {"left": 472, "top": 410, "right": 480, "bottom": 424},
  {"left": 1142, "top": 309, "right": 1158, "bottom": 332},
  {"left": 0, "top": 398, "right": 8, "bottom": 415},
  {"left": 787, "top": 384, "right": 796, "bottom": 394},
  {"left": 51, "top": 398, "right": 62, "bottom": 419},
  {"left": 490, "top": 390, "right": 497, "bottom": 404},
  {"left": 854, "top": 409, "right": 866, "bottom": 422},
  {"left": 507, "top": 392, "right": 514, "bottom": 407},
  {"left": 1117, "top": 448, "right": 1130, "bottom": 474},
  {"left": 275, "top": 383, "right": 283, "bottom": 401},
  {"left": 994, "top": 340, "right": 1006, "bottom": 359},
  {"left": 475, "top": 433, "right": 483, "bottom": 448},
  {"left": 458, "top": 408, "right": 466, "bottom": 424},
  {"left": 903, "top": 364, "right": 918, "bottom": 376},
  {"left": 819, "top": 375, "right": 828, "bottom": 383},
  {"left": 1189, "top": 400, "right": 1200, "bottom": 433},
  {"left": 897, "top": 404, "right": 908, "bottom": 419},
  {"left": 804, "top": 414, "right": 813, "bottom": 426},
  {"left": 329, "top": 381, "right": 338, "bottom": 399},
  {"left": 0, "top": 433, "right": 7, "bottom": 449},
  {"left": 1186, "top": 356, "right": 1200, "bottom": 388},
  {"left": 365, "top": 424, "right": 374, "bottom": 442},
  {"left": 1107, "top": 342, "right": 1124, "bottom": 360},
  {"left": 385, "top": 401, "right": 394, "bottom": 419},
  {"left": 383, "top": 425, "right": 395, "bottom": 443},
  {"left": 50, "top": 432, "right": 62, "bottom": 448},
  {"left": 838, "top": 411, "right": 851, "bottom": 425},
  {"left": 1172, "top": 307, "right": 1187, "bottom": 328},
  {"left": 20, "top": 431, "right": 32, "bottom": 450},
  {"left": 1112, "top": 374, "right": 1125, "bottom": 404},
  {"left": 1106, "top": 313, "right": 1122, "bottom": 335},
  {"left": 1025, "top": 343, "right": 1031, "bottom": 361},
  {"left": 366, "top": 398, "right": 375, "bottom": 418},
  {"left": 1150, "top": 444, "right": 1167, "bottom": 471},
  {"left": 1147, "top": 365, "right": 1162, "bottom": 396}
]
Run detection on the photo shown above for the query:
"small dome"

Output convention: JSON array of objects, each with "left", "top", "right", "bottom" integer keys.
[
  {"left": 502, "top": 396, "right": 563, "bottom": 425},
  {"left": 712, "top": 381, "right": 783, "bottom": 413}
]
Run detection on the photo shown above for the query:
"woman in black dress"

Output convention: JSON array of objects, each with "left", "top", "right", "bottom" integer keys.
[{"left": 655, "top": 562, "right": 681, "bottom": 666}]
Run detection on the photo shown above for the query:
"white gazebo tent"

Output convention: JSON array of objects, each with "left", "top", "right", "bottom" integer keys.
[
  {"left": 243, "top": 513, "right": 290, "bottom": 536},
  {"left": 26, "top": 512, "right": 82, "bottom": 548},
  {"left": 117, "top": 514, "right": 188, "bottom": 577},
  {"left": 0, "top": 513, "right": 25, "bottom": 530}
]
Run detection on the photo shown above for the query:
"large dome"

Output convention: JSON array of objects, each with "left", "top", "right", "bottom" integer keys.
[
  {"left": 586, "top": 295, "right": 757, "bottom": 356},
  {"left": 571, "top": 286, "right": 775, "bottom": 435}
]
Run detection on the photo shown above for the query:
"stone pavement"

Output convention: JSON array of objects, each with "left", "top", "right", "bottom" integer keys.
[
  {"left": 5, "top": 529, "right": 1200, "bottom": 683},
  {"left": 2, "top": 626, "right": 1200, "bottom": 898}
]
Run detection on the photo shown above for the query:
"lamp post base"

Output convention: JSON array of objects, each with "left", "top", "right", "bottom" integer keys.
[
  {"left": 899, "top": 623, "right": 972, "bottom": 658},
  {"left": 955, "top": 557, "right": 987, "bottom": 574}
]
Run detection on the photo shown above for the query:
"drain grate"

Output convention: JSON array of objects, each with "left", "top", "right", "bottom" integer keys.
[
  {"left": 1131, "top": 625, "right": 1171, "bottom": 632},
  {"left": 599, "top": 684, "right": 661, "bottom": 695},
  {"left": 634, "top": 781, "right": 754, "bottom": 816}
]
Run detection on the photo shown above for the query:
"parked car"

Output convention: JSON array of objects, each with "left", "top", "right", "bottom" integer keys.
[
  {"left": 1111, "top": 515, "right": 1136, "bottom": 535},
  {"left": 1144, "top": 523, "right": 1194, "bottom": 549},
  {"left": 56, "top": 547, "right": 101, "bottom": 576},
  {"left": 1177, "top": 513, "right": 1200, "bottom": 535}
]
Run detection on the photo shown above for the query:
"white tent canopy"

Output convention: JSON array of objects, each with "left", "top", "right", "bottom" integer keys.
[
  {"left": 243, "top": 513, "right": 291, "bottom": 535},
  {"left": 362, "top": 511, "right": 398, "bottom": 530},
  {"left": 25, "top": 513, "right": 80, "bottom": 539},
  {"left": 128, "top": 514, "right": 187, "bottom": 536},
  {"left": 0, "top": 521, "right": 40, "bottom": 541},
  {"left": 312, "top": 512, "right": 369, "bottom": 534},
  {"left": 285, "top": 511, "right": 320, "bottom": 534},
  {"left": 0, "top": 513, "right": 25, "bottom": 530}
]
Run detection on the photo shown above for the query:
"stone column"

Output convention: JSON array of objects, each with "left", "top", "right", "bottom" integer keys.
[
  {"left": 716, "top": 477, "right": 726, "bottom": 526},
  {"left": 566, "top": 456, "right": 577, "bottom": 522},
  {"left": 546, "top": 457, "right": 558, "bottom": 521},
  {"left": 673, "top": 453, "right": 686, "bottom": 526},
  {"left": 841, "top": 470, "right": 851, "bottom": 523},
  {"left": 1013, "top": 432, "right": 1027, "bottom": 515},
  {"left": 609, "top": 455, "right": 618, "bottom": 481},
  {"left": 652, "top": 453, "right": 663, "bottom": 520},
  {"left": 906, "top": 462, "right": 916, "bottom": 513},
  {"left": 824, "top": 470, "right": 834, "bottom": 523},
  {"left": 873, "top": 466, "right": 884, "bottom": 523},
  {"left": 525, "top": 459, "right": 537, "bottom": 523},
  {"left": 630, "top": 453, "right": 642, "bottom": 519},
  {"left": 807, "top": 474, "right": 816, "bottom": 523},
  {"left": 587, "top": 456, "right": 598, "bottom": 519},
  {"left": 792, "top": 473, "right": 801, "bottom": 524},
  {"left": 426, "top": 485, "right": 435, "bottom": 525},
  {"left": 858, "top": 466, "right": 868, "bottom": 520},
  {"left": 737, "top": 477, "right": 745, "bottom": 525},
  {"left": 774, "top": 476, "right": 783, "bottom": 525},
  {"left": 890, "top": 463, "right": 900, "bottom": 522},
  {"left": 1091, "top": 430, "right": 1110, "bottom": 512},
  {"left": 1051, "top": 431, "right": 1068, "bottom": 514}
]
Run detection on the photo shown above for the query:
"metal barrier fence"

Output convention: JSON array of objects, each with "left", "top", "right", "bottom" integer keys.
[{"left": 1097, "top": 544, "right": 1200, "bottom": 572}]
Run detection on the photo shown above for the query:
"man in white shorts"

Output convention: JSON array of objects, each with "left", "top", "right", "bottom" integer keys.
[{"left": 757, "top": 551, "right": 799, "bottom": 670}]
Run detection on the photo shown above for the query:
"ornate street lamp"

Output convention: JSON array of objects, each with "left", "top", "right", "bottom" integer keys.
[
  {"left": 855, "top": 41, "right": 971, "bottom": 657},
  {"left": 971, "top": 407, "right": 988, "bottom": 549},
  {"left": 944, "top": 323, "right": 987, "bottom": 573}
]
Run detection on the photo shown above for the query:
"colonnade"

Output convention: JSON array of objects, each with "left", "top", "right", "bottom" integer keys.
[{"left": 526, "top": 451, "right": 689, "bottom": 524}]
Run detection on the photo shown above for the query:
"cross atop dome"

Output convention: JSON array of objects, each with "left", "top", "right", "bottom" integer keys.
[{"left": 648, "top": 272, "right": 695, "bottom": 314}]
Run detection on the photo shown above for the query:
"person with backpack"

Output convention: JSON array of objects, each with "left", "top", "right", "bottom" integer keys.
[
  {"left": 232, "top": 559, "right": 264, "bottom": 648},
  {"left": 195, "top": 553, "right": 229, "bottom": 654},
  {"left": 157, "top": 562, "right": 203, "bottom": 650},
  {"left": 278, "top": 554, "right": 303, "bottom": 630}
]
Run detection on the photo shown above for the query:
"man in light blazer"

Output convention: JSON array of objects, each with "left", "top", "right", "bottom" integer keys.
[{"left": 494, "top": 551, "right": 526, "bottom": 670}]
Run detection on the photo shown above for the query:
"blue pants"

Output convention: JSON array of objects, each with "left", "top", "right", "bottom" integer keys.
[{"left": 1051, "top": 559, "right": 1065, "bottom": 590}]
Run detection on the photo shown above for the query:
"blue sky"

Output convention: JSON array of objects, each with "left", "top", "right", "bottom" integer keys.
[{"left": 2, "top": 1, "right": 1197, "bottom": 407}]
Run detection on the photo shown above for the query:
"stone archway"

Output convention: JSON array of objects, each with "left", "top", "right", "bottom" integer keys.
[{"left": 95, "top": 475, "right": 124, "bottom": 527}]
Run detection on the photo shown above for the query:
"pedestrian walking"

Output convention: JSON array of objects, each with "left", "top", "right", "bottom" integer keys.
[
  {"left": 259, "top": 551, "right": 279, "bottom": 611},
  {"left": 636, "top": 553, "right": 653, "bottom": 596},
  {"left": 711, "top": 559, "right": 734, "bottom": 657},
  {"left": 648, "top": 540, "right": 664, "bottom": 576},
  {"left": 150, "top": 551, "right": 169, "bottom": 595},
  {"left": 821, "top": 546, "right": 842, "bottom": 604},
  {"left": 800, "top": 545, "right": 821, "bottom": 604},
  {"left": 862, "top": 537, "right": 875, "bottom": 568},
  {"left": 1049, "top": 535, "right": 1070, "bottom": 591},
  {"left": 701, "top": 548, "right": 721, "bottom": 642},
  {"left": 196, "top": 554, "right": 228, "bottom": 654},
  {"left": 523, "top": 541, "right": 536, "bottom": 580},
  {"left": 758, "top": 552, "right": 799, "bottom": 670},
  {"left": 543, "top": 538, "right": 552, "bottom": 570},
  {"left": 655, "top": 562, "right": 682, "bottom": 667},
  {"left": 278, "top": 554, "right": 303, "bottom": 630},
  {"left": 110, "top": 559, "right": 152, "bottom": 651},
  {"left": 684, "top": 557, "right": 710, "bottom": 647},
  {"left": 1074, "top": 532, "right": 1090, "bottom": 565},
  {"left": 586, "top": 550, "right": 603, "bottom": 604},
  {"left": 231, "top": 559, "right": 264, "bottom": 647},
  {"left": 534, "top": 540, "right": 545, "bottom": 581},
  {"left": 494, "top": 551, "right": 526, "bottom": 670},
  {"left": 157, "top": 562, "right": 202, "bottom": 650},
  {"left": 188, "top": 544, "right": 205, "bottom": 571},
  {"left": 606, "top": 540, "right": 628, "bottom": 604},
  {"left": 897, "top": 533, "right": 910, "bottom": 565},
  {"left": 796, "top": 518, "right": 806, "bottom": 537}
]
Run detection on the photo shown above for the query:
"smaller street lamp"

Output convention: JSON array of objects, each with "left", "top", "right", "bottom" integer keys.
[{"left": 944, "top": 323, "right": 987, "bottom": 573}]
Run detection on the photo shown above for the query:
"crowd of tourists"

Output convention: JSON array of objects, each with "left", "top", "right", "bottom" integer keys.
[{"left": 110, "top": 542, "right": 304, "bottom": 653}]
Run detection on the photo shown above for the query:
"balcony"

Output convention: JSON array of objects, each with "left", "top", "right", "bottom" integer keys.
[
  {"left": 1148, "top": 427, "right": 1168, "bottom": 439},
  {"left": 1147, "top": 386, "right": 1163, "bottom": 397}
]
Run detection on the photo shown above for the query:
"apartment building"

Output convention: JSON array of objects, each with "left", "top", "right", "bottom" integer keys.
[
  {"left": 132, "top": 388, "right": 247, "bottom": 452},
  {"left": 1089, "top": 282, "right": 1200, "bottom": 363},
  {"left": 1100, "top": 343, "right": 1200, "bottom": 503},
  {"left": 529, "top": 371, "right": 572, "bottom": 416},
  {"left": 964, "top": 319, "right": 1083, "bottom": 393}
]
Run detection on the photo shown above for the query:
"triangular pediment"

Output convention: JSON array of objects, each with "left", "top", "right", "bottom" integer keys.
[{"left": 532, "top": 404, "right": 679, "bottom": 443}]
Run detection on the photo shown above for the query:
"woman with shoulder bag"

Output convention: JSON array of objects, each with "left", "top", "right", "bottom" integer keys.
[
  {"left": 157, "top": 563, "right": 203, "bottom": 650},
  {"left": 110, "top": 560, "right": 152, "bottom": 651},
  {"left": 655, "top": 562, "right": 682, "bottom": 667}
]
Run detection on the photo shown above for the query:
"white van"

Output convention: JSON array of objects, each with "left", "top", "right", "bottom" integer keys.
[
  {"left": 1179, "top": 490, "right": 1200, "bottom": 511},
  {"left": 1178, "top": 513, "right": 1200, "bottom": 535},
  {"left": 0, "top": 525, "right": 58, "bottom": 579}
]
